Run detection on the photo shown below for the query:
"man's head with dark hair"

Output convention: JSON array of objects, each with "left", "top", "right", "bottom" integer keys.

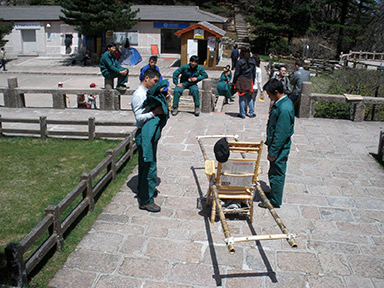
[
  {"left": 142, "top": 68, "right": 161, "bottom": 89},
  {"left": 107, "top": 43, "right": 116, "bottom": 49},
  {"left": 295, "top": 60, "right": 304, "bottom": 68},
  {"left": 189, "top": 55, "right": 199, "bottom": 68},
  {"left": 149, "top": 56, "right": 158, "bottom": 68},
  {"left": 106, "top": 43, "right": 117, "bottom": 54},
  {"left": 263, "top": 78, "right": 285, "bottom": 96},
  {"left": 149, "top": 55, "right": 158, "bottom": 62},
  {"left": 143, "top": 67, "right": 160, "bottom": 79}
]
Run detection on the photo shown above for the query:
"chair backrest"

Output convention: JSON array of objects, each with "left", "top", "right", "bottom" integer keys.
[{"left": 216, "top": 141, "right": 263, "bottom": 188}]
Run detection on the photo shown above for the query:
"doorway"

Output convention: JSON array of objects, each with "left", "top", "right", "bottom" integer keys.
[
  {"left": 161, "top": 29, "right": 181, "bottom": 54},
  {"left": 21, "top": 30, "right": 37, "bottom": 54},
  {"left": 197, "top": 40, "right": 207, "bottom": 65}
]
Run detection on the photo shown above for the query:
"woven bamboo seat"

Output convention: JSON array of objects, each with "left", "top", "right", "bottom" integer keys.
[{"left": 205, "top": 141, "right": 263, "bottom": 223}]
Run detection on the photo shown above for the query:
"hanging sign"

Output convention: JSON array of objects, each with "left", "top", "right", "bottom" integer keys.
[{"left": 194, "top": 28, "right": 204, "bottom": 39}]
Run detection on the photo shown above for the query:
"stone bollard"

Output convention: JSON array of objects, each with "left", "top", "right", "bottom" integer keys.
[
  {"left": 202, "top": 79, "right": 213, "bottom": 113},
  {"left": 104, "top": 78, "right": 114, "bottom": 90},
  {"left": 298, "top": 82, "right": 312, "bottom": 118},
  {"left": 5, "top": 77, "right": 25, "bottom": 108},
  {"left": 52, "top": 91, "right": 67, "bottom": 109}
]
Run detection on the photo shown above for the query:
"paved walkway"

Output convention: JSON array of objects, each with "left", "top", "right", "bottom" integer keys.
[{"left": 1, "top": 57, "right": 384, "bottom": 287}]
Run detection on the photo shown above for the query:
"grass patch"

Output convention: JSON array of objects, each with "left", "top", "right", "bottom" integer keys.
[{"left": 0, "top": 136, "right": 138, "bottom": 287}]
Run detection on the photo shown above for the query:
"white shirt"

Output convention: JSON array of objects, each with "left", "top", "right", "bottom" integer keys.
[
  {"left": 131, "top": 85, "right": 154, "bottom": 128},
  {"left": 253, "top": 66, "right": 263, "bottom": 92}
]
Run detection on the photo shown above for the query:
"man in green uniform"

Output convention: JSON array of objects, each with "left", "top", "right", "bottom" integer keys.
[
  {"left": 259, "top": 79, "right": 294, "bottom": 208},
  {"left": 99, "top": 43, "right": 129, "bottom": 90},
  {"left": 131, "top": 69, "right": 170, "bottom": 212},
  {"left": 172, "top": 55, "right": 208, "bottom": 116}
]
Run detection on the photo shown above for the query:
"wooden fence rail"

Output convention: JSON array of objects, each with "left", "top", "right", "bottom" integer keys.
[
  {"left": 4, "top": 133, "right": 137, "bottom": 287},
  {"left": 0, "top": 115, "right": 136, "bottom": 140}
]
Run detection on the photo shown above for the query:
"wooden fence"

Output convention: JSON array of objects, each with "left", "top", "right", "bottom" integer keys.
[
  {"left": 0, "top": 115, "right": 136, "bottom": 140},
  {"left": 4, "top": 132, "right": 137, "bottom": 287},
  {"left": 299, "top": 82, "right": 384, "bottom": 121}
]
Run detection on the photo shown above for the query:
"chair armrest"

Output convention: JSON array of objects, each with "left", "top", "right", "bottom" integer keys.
[{"left": 205, "top": 160, "right": 216, "bottom": 176}]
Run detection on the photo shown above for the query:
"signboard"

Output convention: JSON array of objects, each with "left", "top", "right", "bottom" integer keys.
[
  {"left": 154, "top": 22, "right": 189, "bottom": 29},
  {"left": 194, "top": 28, "right": 204, "bottom": 39},
  {"left": 15, "top": 22, "right": 41, "bottom": 30}
]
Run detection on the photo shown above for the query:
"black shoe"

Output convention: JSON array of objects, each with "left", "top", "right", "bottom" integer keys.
[
  {"left": 139, "top": 202, "right": 161, "bottom": 212},
  {"left": 238, "top": 114, "right": 246, "bottom": 119},
  {"left": 194, "top": 106, "right": 200, "bottom": 116},
  {"left": 249, "top": 114, "right": 256, "bottom": 118},
  {"left": 258, "top": 202, "right": 279, "bottom": 209},
  {"left": 230, "top": 98, "right": 234, "bottom": 102},
  {"left": 172, "top": 108, "right": 178, "bottom": 116},
  {"left": 153, "top": 188, "right": 160, "bottom": 198}
]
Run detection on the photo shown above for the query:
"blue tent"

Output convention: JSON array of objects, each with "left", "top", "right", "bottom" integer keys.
[{"left": 119, "top": 47, "right": 142, "bottom": 66}]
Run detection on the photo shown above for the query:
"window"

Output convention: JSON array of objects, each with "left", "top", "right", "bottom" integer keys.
[{"left": 113, "top": 31, "right": 138, "bottom": 46}]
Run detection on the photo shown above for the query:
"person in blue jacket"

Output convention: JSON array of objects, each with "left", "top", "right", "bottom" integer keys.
[
  {"left": 139, "top": 55, "right": 163, "bottom": 82},
  {"left": 259, "top": 78, "right": 295, "bottom": 208},
  {"left": 131, "top": 68, "right": 170, "bottom": 212},
  {"left": 172, "top": 55, "right": 208, "bottom": 116},
  {"left": 99, "top": 43, "right": 129, "bottom": 90},
  {"left": 216, "top": 65, "right": 233, "bottom": 104}
]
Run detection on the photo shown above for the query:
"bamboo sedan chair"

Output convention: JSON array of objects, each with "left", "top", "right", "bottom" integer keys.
[
  {"left": 197, "top": 135, "right": 298, "bottom": 254},
  {"left": 205, "top": 140, "right": 263, "bottom": 224}
]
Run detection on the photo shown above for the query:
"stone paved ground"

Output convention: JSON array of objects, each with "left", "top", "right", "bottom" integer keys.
[{"left": 1, "top": 57, "right": 384, "bottom": 287}]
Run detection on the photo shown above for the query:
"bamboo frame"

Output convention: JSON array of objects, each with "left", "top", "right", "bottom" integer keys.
[{"left": 197, "top": 135, "right": 298, "bottom": 254}]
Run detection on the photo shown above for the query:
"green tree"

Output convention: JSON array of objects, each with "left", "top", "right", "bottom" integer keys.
[
  {"left": 60, "top": 0, "right": 139, "bottom": 58},
  {"left": 246, "top": 0, "right": 313, "bottom": 55},
  {"left": 0, "top": 20, "right": 13, "bottom": 47}
]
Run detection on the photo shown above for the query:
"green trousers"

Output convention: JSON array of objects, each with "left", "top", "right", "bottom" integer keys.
[
  {"left": 137, "top": 140, "right": 157, "bottom": 205},
  {"left": 103, "top": 68, "right": 128, "bottom": 87},
  {"left": 268, "top": 147, "right": 290, "bottom": 207},
  {"left": 173, "top": 83, "right": 200, "bottom": 108}
]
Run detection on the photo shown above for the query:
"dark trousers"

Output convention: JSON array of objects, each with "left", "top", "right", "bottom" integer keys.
[{"left": 173, "top": 83, "right": 200, "bottom": 108}]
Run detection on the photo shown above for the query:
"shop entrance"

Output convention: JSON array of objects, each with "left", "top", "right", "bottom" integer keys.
[{"left": 161, "top": 29, "right": 181, "bottom": 54}]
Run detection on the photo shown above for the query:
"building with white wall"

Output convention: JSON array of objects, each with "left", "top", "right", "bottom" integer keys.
[{"left": 0, "top": 5, "right": 227, "bottom": 58}]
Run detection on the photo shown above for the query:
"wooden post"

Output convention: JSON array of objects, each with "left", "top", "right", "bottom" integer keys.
[
  {"left": 88, "top": 117, "right": 95, "bottom": 140},
  {"left": 298, "top": 82, "right": 312, "bottom": 118},
  {"left": 379, "top": 131, "right": 384, "bottom": 163},
  {"left": 5, "top": 243, "right": 28, "bottom": 287},
  {"left": 40, "top": 116, "right": 47, "bottom": 139},
  {"left": 107, "top": 149, "right": 117, "bottom": 180},
  {"left": 45, "top": 205, "right": 64, "bottom": 251},
  {"left": 202, "top": 79, "right": 213, "bottom": 113},
  {"left": 81, "top": 173, "right": 94, "bottom": 212},
  {"left": 0, "top": 114, "right": 2, "bottom": 137}
]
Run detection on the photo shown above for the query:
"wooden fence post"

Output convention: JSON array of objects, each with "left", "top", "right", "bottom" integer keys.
[
  {"left": 0, "top": 114, "right": 3, "bottom": 137},
  {"left": 379, "top": 131, "right": 384, "bottom": 163},
  {"left": 107, "top": 149, "right": 117, "bottom": 180},
  {"left": 5, "top": 243, "right": 27, "bottom": 287},
  {"left": 81, "top": 173, "right": 94, "bottom": 212},
  {"left": 40, "top": 116, "right": 47, "bottom": 139},
  {"left": 128, "top": 134, "right": 134, "bottom": 160},
  {"left": 5, "top": 77, "right": 25, "bottom": 108},
  {"left": 88, "top": 117, "right": 95, "bottom": 140},
  {"left": 45, "top": 205, "right": 64, "bottom": 251}
]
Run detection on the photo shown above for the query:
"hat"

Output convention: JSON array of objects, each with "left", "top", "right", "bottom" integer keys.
[
  {"left": 58, "top": 82, "right": 63, "bottom": 87},
  {"left": 90, "top": 83, "right": 96, "bottom": 88},
  {"left": 214, "top": 138, "right": 230, "bottom": 163}
]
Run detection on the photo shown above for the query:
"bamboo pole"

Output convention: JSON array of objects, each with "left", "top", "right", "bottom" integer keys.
[
  {"left": 255, "top": 183, "right": 298, "bottom": 249},
  {"left": 212, "top": 185, "right": 235, "bottom": 254},
  {"left": 226, "top": 233, "right": 295, "bottom": 244}
]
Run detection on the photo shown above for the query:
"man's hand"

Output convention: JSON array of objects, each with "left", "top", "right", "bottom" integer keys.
[
  {"left": 120, "top": 69, "right": 128, "bottom": 76},
  {"left": 153, "top": 106, "right": 164, "bottom": 116},
  {"left": 165, "top": 91, "right": 171, "bottom": 100},
  {"left": 177, "top": 83, "right": 183, "bottom": 88},
  {"left": 267, "top": 155, "right": 275, "bottom": 162},
  {"left": 190, "top": 77, "right": 197, "bottom": 82}
]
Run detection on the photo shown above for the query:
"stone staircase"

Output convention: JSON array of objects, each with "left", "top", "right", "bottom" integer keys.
[{"left": 234, "top": 7, "right": 250, "bottom": 47}]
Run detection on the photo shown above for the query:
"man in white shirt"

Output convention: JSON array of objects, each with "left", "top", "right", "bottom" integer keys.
[{"left": 131, "top": 68, "right": 167, "bottom": 212}]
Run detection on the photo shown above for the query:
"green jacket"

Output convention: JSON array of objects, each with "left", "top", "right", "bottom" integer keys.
[
  {"left": 173, "top": 63, "right": 208, "bottom": 85},
  {"left": 136, "top": 80, "right": 169, "bottom": 162},
  {"left": 99, "top": 51, "right": 124, "bottom": 77},
  {"left": 266, "top": 96, "right": 295, "bottom": 158}
]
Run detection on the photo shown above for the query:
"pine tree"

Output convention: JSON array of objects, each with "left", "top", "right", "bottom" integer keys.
[
  {"left": 0, "top": 20, "right": 13, "bottom": 47},
  {"left": 60, "top": 0, "right": 139, "bottom": 37}
]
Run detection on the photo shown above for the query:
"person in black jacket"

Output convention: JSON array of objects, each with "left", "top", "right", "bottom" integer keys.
[{"left": 233, "top": 47, "right": 256, "bottom": 118}]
